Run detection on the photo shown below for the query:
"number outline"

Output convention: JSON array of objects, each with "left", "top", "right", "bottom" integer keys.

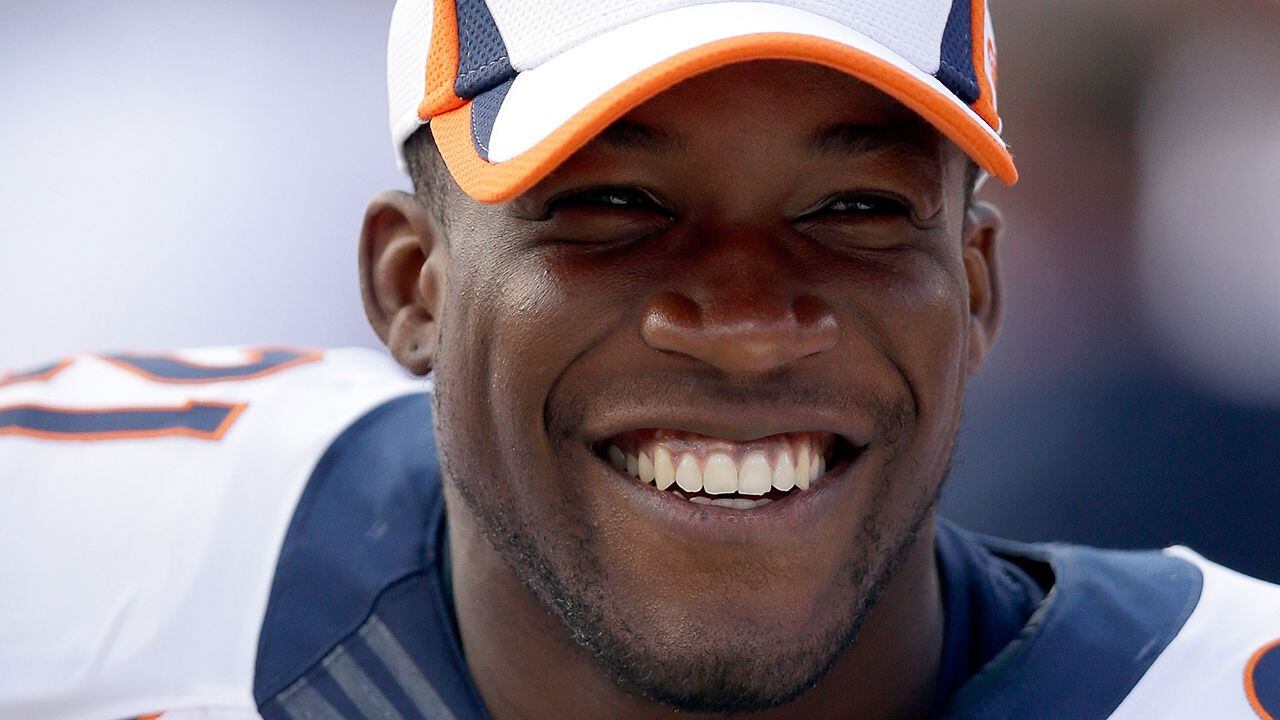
[
  {"left": 0, "top": 359, "right": 74, "bottom": 388},
  {"left": 0, "top": 346, "right": 323, "bottom": 442},
  {"left": 98, "top": 346, "right": 323, "bottom": 384},
  {"left": 0, "top": 401, "right": 247, "bottom": 442}
]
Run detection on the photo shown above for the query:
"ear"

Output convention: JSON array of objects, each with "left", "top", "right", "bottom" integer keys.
[
  {"left": 962, "top": 201, "right": 1004, "bottom": 375},
  {"left": 359, "top": 190, "right": 447, "bottom": 376}
]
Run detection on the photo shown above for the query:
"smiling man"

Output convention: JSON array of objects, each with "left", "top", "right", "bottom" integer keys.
[
  {"left": 3, "top": 2, "right": 1280, "bottom": 720},
  {"left": 375, "top": 56, "right": 992, "bottom": 717}
]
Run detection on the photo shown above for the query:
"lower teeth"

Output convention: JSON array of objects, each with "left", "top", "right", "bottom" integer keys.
[{"left": 688, "top": 496, "right": 774, "bottom": 509}]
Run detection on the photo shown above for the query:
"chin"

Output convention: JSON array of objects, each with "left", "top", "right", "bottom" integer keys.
[
  {"left": 595, "top": 606, "right": 865, "bottom": 714},
  {"left": 543, "top": 516, "right": 914, "bottom": 716}
]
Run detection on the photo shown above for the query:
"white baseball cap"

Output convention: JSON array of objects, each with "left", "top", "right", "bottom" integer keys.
[{"left": 387, "top": 0, "right": 1017, "bottom": 203}]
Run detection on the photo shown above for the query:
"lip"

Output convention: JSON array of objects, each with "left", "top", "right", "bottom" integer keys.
[
  {"left": 587, "top": 436, "right": 867, "bottom": 542},
  {"left": 581, "top": 404, "right": 876, "bottom": 451}
]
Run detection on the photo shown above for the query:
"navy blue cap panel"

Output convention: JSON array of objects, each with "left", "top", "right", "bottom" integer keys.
[
  {"left": 454, "top": 0, "right": 517, "bottom": 99},
  {"left": 938, "top": 542, "right": 1204, "bottom": 719},
  {"left": 470, "top": 78, "right": 514, "bottom": 161},
  {"left": 936, "top": 0, "right": 980, "bottom": 104},
  {"left": 253, "top": 392, "right": 440, "bottom": 704}
]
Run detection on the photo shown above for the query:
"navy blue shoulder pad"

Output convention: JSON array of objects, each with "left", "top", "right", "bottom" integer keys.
[
  {"left": 939, "top": 536, "right": 1204, "bottom": 719},
  {"left": 253, "top": 392, "right": 442, "bottom": 703}
]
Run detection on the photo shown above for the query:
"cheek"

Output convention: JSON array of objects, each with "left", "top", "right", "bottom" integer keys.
[
  {"left": 436, "top": 245, "right": 630, "bottom": 504},
  {"left": 853, "top": 252, "right": 970, "bottom": 448}
]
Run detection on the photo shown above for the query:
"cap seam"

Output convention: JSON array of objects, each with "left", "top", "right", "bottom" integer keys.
[
  {"left": 938, "top": 56, "right": 981, "bottom": 101},
  {"left": 431, "top": 30, "right": 1017, "bottom": 203},
  {"left": 457, "top": 54, "right": 512, "bottom": 84}
]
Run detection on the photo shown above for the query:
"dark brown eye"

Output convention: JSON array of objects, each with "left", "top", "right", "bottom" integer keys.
[
  {"left": 810, "top": 193, "right": 911, "bottom": 220},
  {"left": 548, "top": 186, "right": 670, "bottom": 216},
  {"left": 538, "top": 185, "right": 675, "bottom": 246}
]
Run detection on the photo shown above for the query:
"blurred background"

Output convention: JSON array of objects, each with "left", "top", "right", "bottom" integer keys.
[{"left": 1, "top": 2, "right": 1277, "bottom": 579}]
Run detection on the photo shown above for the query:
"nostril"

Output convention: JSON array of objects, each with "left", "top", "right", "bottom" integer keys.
[
  {"left": 793, "top": 294, "right": 834, "bottom": 328},
  {"left": 640, "top": 291, "right": 702, "bottom": 353},
  {"left": 640, "top": 290, "right": 837, "bottom": 372},
  {"left": 646, "top": 291, "right": 702, "bottom": 329},
  {"left": 792, "top": 294, "right": 839, "bottom": 351}
]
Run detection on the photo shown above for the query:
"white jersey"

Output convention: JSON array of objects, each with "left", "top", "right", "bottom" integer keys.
[
  {"left": 0, "top": 347, "right": 423, "bottom": 720},
  {"left": 1, "top": 346, "right": 1278, "bottom": 720}
]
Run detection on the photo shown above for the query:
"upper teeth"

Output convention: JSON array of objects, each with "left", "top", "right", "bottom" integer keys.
[{"left": 606, "top": 432, "right": 828, "bottom": 500}]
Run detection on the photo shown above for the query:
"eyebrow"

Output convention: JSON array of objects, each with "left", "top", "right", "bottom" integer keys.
[
  {"left": 585, "top": 119, "right": 932, "bottom": 163},
  {"left": 807, "top": 122, "right": 932, "bottom": 158},
  {"left": 592, "top": 120, "right": 684, "bottom": 154}
]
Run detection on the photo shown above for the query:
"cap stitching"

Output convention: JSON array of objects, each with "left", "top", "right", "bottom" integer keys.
[
  {"left": 432, "top": 31, "right": 1017, "bottom": 203},
  {"left": 458, "top": 55, "right": 512, "bottom": 83},
  {"left": 938, "top": 57, "right": 981, "bottom": 99}
]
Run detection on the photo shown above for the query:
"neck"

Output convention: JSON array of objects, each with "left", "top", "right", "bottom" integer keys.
[{"left": 447, "top": 492, "right": 944, "bottom": 720}]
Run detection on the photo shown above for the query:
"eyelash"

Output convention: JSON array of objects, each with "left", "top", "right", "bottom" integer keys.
[
  {"left": 806, "top": 193, "right": 911, "bottom": 220},
  {"left": 546, "top": 186, "right": 670, "bottom": 216},
  {"left": 545, "top": 187, "right": 911, "bottom": 223}
]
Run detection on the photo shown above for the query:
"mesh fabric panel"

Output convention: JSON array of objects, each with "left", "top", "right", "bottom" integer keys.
[
  {"left": 469, "top": 78, "right": 515, "bottom": 160},
  {"left": 455, "top": 0, "right": 516, "bottom": 98},
  {"left": 387, "top": 0, "right": 434, "bottom": 158},
  {"left": 936, "top": 0, "right": 979, "bottom": 103},
  {"left": 484, "top": 0, "right": 953, "bottom": 74}
]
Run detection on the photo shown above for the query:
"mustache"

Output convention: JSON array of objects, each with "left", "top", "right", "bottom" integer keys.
[{"left": 548, "top": 368, "right": 913, "bottom": 443}]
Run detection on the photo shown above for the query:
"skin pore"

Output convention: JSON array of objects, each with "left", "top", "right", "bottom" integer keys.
[{"left": 360, "top": 61, "right": 1003, "bottom": 719}]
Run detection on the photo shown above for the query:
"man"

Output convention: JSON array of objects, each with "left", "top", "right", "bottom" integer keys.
[{"left": 1, "top": 1, "right": 1278, "bottom": 719}]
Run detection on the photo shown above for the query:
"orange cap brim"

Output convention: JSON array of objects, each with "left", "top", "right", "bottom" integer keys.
[{"left": 432, "top": 33, "right": 1017, "bottom": 204}]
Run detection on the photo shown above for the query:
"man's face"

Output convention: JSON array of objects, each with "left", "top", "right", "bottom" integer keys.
[{"left": 428, "top": 61, "right": 991, "bottom": 712}]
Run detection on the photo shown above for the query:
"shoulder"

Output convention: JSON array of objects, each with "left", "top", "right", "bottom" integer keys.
[
  {"left": 1108, "top": 548, "right": 1280, "bottom": 720},
  {"left": 0, "top": 347, "right": 429, "bottom": 720},
  {"left": 251, "top": 374, "right": 484, "bottom": 720},
  {"left": 941, "top": 533, "right": 1280, "bottom": 719}
]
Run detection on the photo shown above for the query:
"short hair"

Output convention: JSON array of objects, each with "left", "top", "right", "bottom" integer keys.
[
  {"left": 403, "top": 128, "right": 452, "bottom": 230},
  {"left": 964, "top": 159, "right": 983, "bottom": 209}
]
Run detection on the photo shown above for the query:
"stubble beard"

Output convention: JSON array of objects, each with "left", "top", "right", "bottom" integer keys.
[
  {"left": 431, "top": 317, "right": 949, "bottom": 713},
  {"left": 434, "top": 380, "right": 946, "bottom": 715}
]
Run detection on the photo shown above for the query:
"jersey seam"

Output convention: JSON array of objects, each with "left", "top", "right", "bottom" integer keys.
[{"left": 253, "top": 392, "right": 431, "bottom": 702}]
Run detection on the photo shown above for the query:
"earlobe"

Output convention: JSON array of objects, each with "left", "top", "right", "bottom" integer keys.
[
  {"left": 359, "top": 190, "right": 447, "bottom": 376},
  {"left": 962, "top": 201, "right": 1004, "bottom": 375}
]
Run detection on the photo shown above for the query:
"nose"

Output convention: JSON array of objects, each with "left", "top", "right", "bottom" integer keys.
[{"left": 639, "top": 239, "right": 838, "bottom": 374}]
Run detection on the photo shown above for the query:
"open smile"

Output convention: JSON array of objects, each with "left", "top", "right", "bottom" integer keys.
[{"left": 595, "top": 429, "right": 864, "bottom": 510}]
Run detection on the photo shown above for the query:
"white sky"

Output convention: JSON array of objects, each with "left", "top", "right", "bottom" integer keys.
[{"left": 0, "top": 0, "right": 401, "bottom": 368}]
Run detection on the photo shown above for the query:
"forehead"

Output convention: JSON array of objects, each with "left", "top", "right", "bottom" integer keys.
[
  {"left": 439, "top": 60, "right": 966, "bottom": 218},
  {"left": 591, "top": 60, "right": 945, "bottom": 161},
  {"left": 485, "top": 59, "right": 961, "bottom": 207},
  {"left": 631, "top": 61, "right": 925, "bottom": 124}
]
